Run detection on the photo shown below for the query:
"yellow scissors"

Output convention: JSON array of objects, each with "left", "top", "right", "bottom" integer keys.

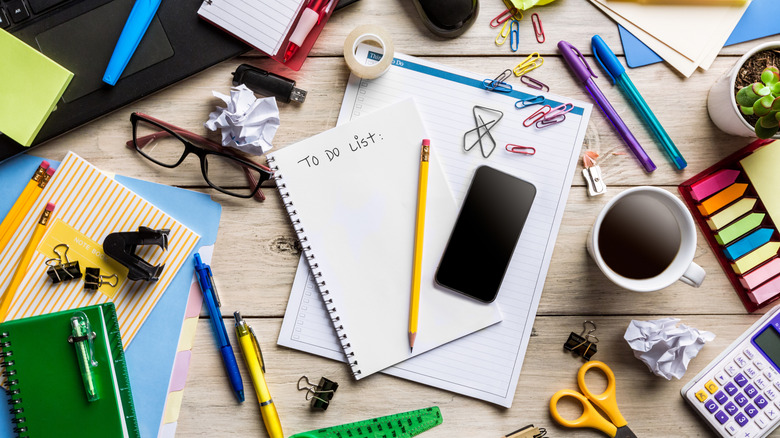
[{"left": 549, "top": 361, "right": 637, "bottom": 438}]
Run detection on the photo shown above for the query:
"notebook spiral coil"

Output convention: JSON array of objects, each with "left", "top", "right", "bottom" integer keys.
[
  {"left": 268, "top": 157, "right": 361, "bottom": 377},
  {"left": 1, "top": 332, "right": 27, "bottom": 436}
]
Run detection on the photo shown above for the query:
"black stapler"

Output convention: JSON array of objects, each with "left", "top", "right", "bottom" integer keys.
[
  {"left": 103, "top": 227, "right": 169, "bottom": 281},
  {"left": 411, "top": 0, "right": 479, "bottom": 38}
]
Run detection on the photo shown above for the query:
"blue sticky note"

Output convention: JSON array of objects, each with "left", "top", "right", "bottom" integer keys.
[
  {"left": 725, "top": 228, "right": 774, "bottom": 261},
  {"left": 0, "top": 154, "right": 222, "bottom": 438},
  {"left": 619, "top": 0, "right": 780, "bottom": 68}
]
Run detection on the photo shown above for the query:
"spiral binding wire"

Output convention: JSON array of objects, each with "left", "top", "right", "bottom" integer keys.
[
  {"left": 267, "top": 156, "right": 361, "bottom": 377},
  {"left": 1, "top": 332, "right": 26, "bottom": 435}
]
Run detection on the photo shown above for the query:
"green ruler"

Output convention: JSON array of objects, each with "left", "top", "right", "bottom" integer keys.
[{"left": 289, "top": 406, "right": 443, "bottom": 438}]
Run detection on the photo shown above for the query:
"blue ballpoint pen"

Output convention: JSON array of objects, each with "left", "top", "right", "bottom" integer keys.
[
  {"left": 102, "top": 0, "right": 163, "bottom": 86},
  {"left": 591, "top": 35, "right": 687, "bottom": 170},
  {"left": 194, "top": 253, "right": 245, "bottom": 403}
]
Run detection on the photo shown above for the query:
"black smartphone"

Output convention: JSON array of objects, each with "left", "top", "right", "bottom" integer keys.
[{"left": 435, "top": 165, "right": 536, "bottom": 303}]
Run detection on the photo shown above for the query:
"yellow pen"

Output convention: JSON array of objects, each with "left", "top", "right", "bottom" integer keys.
[{"left": 233, "top": 311, "right": 283, "bottom": 438}]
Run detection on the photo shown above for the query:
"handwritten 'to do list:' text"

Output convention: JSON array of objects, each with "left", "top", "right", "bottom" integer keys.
[{"left": 296, "top": 132, "right": 383, "bottom": 168}]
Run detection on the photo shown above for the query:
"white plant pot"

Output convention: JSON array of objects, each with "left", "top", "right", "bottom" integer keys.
[{"left": 707, "top": 41, "right": 780, "bottom": 139}]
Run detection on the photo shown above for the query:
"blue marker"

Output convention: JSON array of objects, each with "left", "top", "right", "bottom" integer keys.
[
  {"left": 591, "top": 35, "right": 687, "bottom": 170},
  {"left": 102, "top": 0, "right": 162, "bottom": 86}
]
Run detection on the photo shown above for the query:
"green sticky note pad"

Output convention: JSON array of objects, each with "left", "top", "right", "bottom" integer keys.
[{"left": 0, "top": 29, "right": 73, "bottom": 146}]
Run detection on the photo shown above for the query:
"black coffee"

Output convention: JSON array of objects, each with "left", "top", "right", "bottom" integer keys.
[{"left": 597, "top": 194, "right": 682, "bottom": 279}]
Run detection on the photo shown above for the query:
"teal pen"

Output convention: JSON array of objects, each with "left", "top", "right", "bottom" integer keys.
[{"left": 591, "top": 35, "right": 687, "bottom": 170}]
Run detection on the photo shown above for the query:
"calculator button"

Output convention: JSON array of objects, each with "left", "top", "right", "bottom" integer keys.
[
  {"left": 755, "top": 415, "right": 768, "bottom": 429},
  {"left": 725, "top": 422, "right": 739, "bottom": 436},
  {"left": 736, "top": 393, "right": 749, "bottom": 407},
  {"left": 745, "top": 384, "right": 758, "bottom": 398},
  {"left": 716, "top": 410, "right": 730, "bottom": 424},
  {"left": 765, "top": 388, "right": 777, "bottom": 400},
  {"left": 695, "top": 389, "right": 709, "bottom": 401},
  {"left": 765, "top": 368, "right": 778, "bottom": 380},
  {"left": 727, "top": 364, "right": 740, "bottom": 376},
  {"left": 704, "top": 399, "right": 718, "bottom": 413},
  {"left": 745, "top": 366, "right": 758, "bottom": 379},
  {"left": 755, "top": 395, "right": 768, "bottom": 410},
  {"left": 716, "top": 372, "right": 730, "bottom": 385},
  {"left": 745, "top": 404, "right": 759, "bottom": 418},
  {"left": 716, "top": 391, "right": 729, "bottom": 404},
  {"left": 754, "top": 377, "right": 768, "bottom": 390},
  {"left": 765, "top": 406, "right": 778, "bottom": 420},
  {"left": 726, "top": 382, "right": 739, "bottom": 396},
  {"left": 753, "top": 359, "right": 766, "bottom": 371},
  {"left": 736, "top": 374, "right": 749, "bottom": 387},
  {"left": 736, "top": 355, "right": 749, "bottom": 368},
  {"left": 725, "top": 401, "right": 739, "bottom": 415},
  {"left": 706, "top": 380, "right": 719, "bottom": 393},
  {"left": 735, "top": 412, "right": 749, "bottom": 427},
  {"left": 745, "top": 348, "right": 757, "bottom": 360}
]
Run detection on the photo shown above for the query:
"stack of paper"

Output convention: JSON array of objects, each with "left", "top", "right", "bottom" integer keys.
[{"left": 589, "top": 0, "right": 752, "bottom": 77}]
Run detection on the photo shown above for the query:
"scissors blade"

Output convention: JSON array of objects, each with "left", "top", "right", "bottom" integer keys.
[{"left": 615, "top": 426, "right": 637, "bottom": 438}]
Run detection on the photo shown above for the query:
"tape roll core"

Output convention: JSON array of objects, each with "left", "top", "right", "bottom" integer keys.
[{"left": 343, "top": 25, "right": 394, "bottom": 79}]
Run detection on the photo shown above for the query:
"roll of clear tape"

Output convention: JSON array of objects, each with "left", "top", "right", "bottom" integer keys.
[{"left": 342, "top": 25, "right": 394, "bottom": 79}]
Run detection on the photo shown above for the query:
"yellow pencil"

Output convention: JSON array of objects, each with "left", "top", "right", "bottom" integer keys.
[
  {"left": 0, "top": 161, "right": 49, "bottom": 245},
  {"left": 0, "top": 202, "right": 55, "bottom": 322},
  {"left": 0, "top": 165, "right": 55, "bottom": 254},
  {"left": 409, "top": 139, "right": 430, "bottom": 352}
]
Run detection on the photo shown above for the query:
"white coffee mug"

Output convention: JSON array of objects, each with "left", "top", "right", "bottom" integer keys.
[{"left": 586, "top": 186, "right": 706, "bottom": 292}]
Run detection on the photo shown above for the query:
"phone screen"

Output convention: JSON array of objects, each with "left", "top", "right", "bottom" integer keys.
[{"left": 435, "top": 166, "right": 536, "bottom": 302}]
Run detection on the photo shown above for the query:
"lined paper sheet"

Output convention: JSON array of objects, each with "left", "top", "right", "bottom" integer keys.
[
  {"left": 278, "top": 47, "right": 592, "bottom": 407},
  {"left": 0, "top": 152, "right": 199, "bottom": 347},
  {"left": 197, "top": 0, "right": 305, "bottom": 56}
]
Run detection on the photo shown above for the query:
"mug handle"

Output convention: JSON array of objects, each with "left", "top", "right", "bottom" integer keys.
[{"left": 679, "top": 262, "right": 705, "bottom": 288}]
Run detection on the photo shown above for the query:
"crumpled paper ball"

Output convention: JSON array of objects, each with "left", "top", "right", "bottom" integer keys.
[
  {"left": 624, "top": 318, "right": 715, "bottom": 380},
  {"left": 204, "top": 84, "right": 280, "bottom": 155}
]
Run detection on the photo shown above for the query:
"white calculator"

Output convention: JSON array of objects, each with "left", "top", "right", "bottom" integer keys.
[{"left": 683, "top": 305, "right": 780, "bottom": 437}]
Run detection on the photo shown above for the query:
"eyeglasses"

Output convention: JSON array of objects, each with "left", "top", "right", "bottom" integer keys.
[{"left": 127, "top": 112, "right": 273, "bottom": 200}]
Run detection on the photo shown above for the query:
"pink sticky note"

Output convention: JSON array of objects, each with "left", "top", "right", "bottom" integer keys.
[
  {"left": 748, "top": 275, "right": 780, "bottom": 305},
  {"left": 741, "top": 258, "right": 780, "bottom": 290},
  {"left": 690, "top": 169, "right": 741, "bottom": 201},
  {"left": 170, "top": 350, "right": 192, "bottom": 392}
]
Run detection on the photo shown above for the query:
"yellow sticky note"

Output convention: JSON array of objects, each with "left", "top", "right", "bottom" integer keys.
[
  {"left": 162, "top": 391, "right": 184, "bottom": 424},
  {"left": 0, "top": 29, "right": 73, "bottom": 146},
  {"left": 742, "top": 141, "right": 780, "bottom": 226},
  {"left": 38, "top": 219, "right": 128, "bottom": 298},
  {"left": 731, "top": 242, "right": 780, "bottom": 275},
  {"left": 177, "top": 318, "right": 199, "bottom": 351},
  {"left": 707, "top": 198, "right": 757, "bottom": 231}
]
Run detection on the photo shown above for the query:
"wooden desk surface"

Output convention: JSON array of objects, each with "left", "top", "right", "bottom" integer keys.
[{"left": 33, "top": 1, "right": 780, "bottom": 436}]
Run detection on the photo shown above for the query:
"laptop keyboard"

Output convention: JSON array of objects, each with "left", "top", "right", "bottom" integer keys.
[{"left": 0, "top": 0, "right": 72, "bottom": 29}]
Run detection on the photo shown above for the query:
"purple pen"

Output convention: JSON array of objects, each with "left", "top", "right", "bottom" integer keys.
[{"left": 557, "top": 40, "right": 656, "bottom": 173}]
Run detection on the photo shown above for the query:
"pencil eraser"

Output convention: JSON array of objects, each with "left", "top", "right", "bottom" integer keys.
[
  {"left": 45, "top": 202, "right": 55, "bottom": 211},
  {"left": 422, "top": 139, "right": 430, "bottom": 146},
  {"left": 46, "top": 167, "right": 55, "bottom": 175},
  {"left": 40, "top": 160, "right": 50, "bottom": 169}
]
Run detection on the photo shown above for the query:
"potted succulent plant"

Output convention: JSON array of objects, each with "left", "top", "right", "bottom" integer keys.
[{"left": 708, "top": 41, "right": 780, "bottom": 139}]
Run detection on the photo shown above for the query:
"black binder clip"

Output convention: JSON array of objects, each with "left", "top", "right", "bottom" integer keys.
[
  {"left": 84, "top": 267, "right": 118, "bottom": 291},
  {"left": 297, "top": 375, "right": 338, "bottom": 410},
  {"left": 564, "top": 321, "right": 599, "bottom": 361},
  {"left": 103, "top": 227, "right": 169, "bottom": 281},
  {"left": 45, "top": 244, "right": 82, "bottom": 284}
]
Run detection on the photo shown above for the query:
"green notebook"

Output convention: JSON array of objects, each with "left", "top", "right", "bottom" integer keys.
[
  {"left": 0, "top": 303, "right": 139, "bottom": 437},
  {"left": 0, "top": 29, "right": 73, "bottom": 146}
]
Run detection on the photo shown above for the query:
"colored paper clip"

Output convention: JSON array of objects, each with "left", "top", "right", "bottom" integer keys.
[
  {"left": 531, "top": 13, "right": 545, "bottom": 43},
  {"left": 506, "top": 144, "right": 536, "bottom": 155},
  {"left": 520, "top": 75, "right": 549, "bottom": 92},
  {"left": 515, "top": 95, "right": 545, "bottom": 109},
  {"left": 490, "top": 7, "right": 521, "bottom": 28},
  {"left": 483, "top": 69, "right": 513, "bottom": 92},
  {"left": 544, "top": 103, "right": 574, "bottom": 120},
  {"left": 523, "top": 105, "right": 551, "bottom": 127},
  {"left": 509, "top": 20, "right": 520, "bottom": 52},
  {"left": 45, "top": 244, "right": 82, "bottom": 284},
  {"left": 496, "top": 20, "right": 511, "bottom": 46},
  {"left": 513, "top": 52, "right": 543, "bottom": 76},
  {"left": 536, "top": 114, "right": 565, "bottom": 128}
]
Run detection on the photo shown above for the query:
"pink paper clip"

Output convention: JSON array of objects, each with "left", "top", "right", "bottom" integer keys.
[
  {"left": 515, "top": 95, "right": 545, "bottom": 109},
  {"left": 490, "top": 7, "right": 521, "bottom": 28},
  {"left": 536, "top": 114, "right": 566, "bottom": 128},
  {"left": 544, "top": 103, "right": 574, "bottom": 121},
  {"left": 532, "top": 13, "right": 545, "bottom": 43},
  {"left": 523, "top": 105, "right": 551, "bottom": 127},
  {"left": 506, "top": 144, "right": 536, "bottom": 155},
  {"left": 520, "top": 75, "right": 549, "bottom": 92}
]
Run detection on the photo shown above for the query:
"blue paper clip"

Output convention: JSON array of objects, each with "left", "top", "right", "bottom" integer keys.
[
  {"left": 509, "top": 20, "right": 520, "bottom": 52},
  {"left": 515, "top": 95, "right": 545, "bottom": 109},
  {"left": 483, "top": 69, "right": 513, "bottom": 93}
]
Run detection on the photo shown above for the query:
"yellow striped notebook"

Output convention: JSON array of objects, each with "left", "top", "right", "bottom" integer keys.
[{"left": 0, "top": 152, "right": 200, "bottom": 346}]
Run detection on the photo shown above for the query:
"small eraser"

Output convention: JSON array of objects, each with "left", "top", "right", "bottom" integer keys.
[
  {"left": 46, "top": 167, "right": 56, "bottom": 175},
  {"left": 422, "top": 139, "right": 430, "bottom": 146},
  {"left": 46, "top": 202, "right": 55, "bottom": 211},
  {"left": 40, "top": 160, "right": 50, "bottom": 169}
]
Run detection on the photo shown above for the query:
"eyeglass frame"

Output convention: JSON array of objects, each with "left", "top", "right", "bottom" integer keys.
[{"left": 127, "top": 112, "right": 274, "bottom": 200}]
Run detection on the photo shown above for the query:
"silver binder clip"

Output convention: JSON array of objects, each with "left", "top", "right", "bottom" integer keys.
[{"left": 582, "top": 151, "right": 607, "bottom": 197}]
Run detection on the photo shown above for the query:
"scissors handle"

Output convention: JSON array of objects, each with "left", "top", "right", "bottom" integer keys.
[
  {"left": 549, "top": 389, "right": 618, "bottom": 437},
  {"left": 578, "top": 361, "right": 627, "bottom": 428}
]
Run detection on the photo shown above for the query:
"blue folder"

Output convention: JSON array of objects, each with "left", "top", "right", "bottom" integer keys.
[
  {"left": 619, "top": 0, "right": 780, "bottom": 68},
  {"left": 0, "top": 154, "right": 222, "bottom": 438}
]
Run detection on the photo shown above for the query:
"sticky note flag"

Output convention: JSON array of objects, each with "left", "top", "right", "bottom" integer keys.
[
  {"left": 698, "top": 183, "right": 748, "bottom": 216},
  {"left": 0, "top": 29, "right": 73, "bottom": 146}
]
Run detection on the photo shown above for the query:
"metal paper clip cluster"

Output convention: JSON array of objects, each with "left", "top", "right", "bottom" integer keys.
[
  {"left": 463, "top": 106, "right": 503, "bottom": 159},
  {"left": 45, "top": 244, "right": 82, "bottom": 284},
  {"left": 520, "top": 75, "right": 549, "bottom": 92},
  {"left": 490, "top": 7, "right": 522, "bottom": 28},
  {"left": 564, "top": 321, "right": 599, "bottom": 361},
  {"left": 513, "top": 52, "right": 543, "bottom": 76},
  {"left": 483, "top": 69, "right": 513, "bottom": 93},
  {"left": 531, "top": 13, "right": 545, "bottom": 43},
  {"left": 523, "top": 103, "right": 572, "bottom": 128}
]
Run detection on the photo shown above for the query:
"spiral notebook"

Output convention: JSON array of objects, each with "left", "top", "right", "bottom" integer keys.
[
  {"left": 0, "top": 302, "right": 139, "bottom": 437},
  {"left": 267, "top": 99, "right": 502, "bottom": 379}
]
